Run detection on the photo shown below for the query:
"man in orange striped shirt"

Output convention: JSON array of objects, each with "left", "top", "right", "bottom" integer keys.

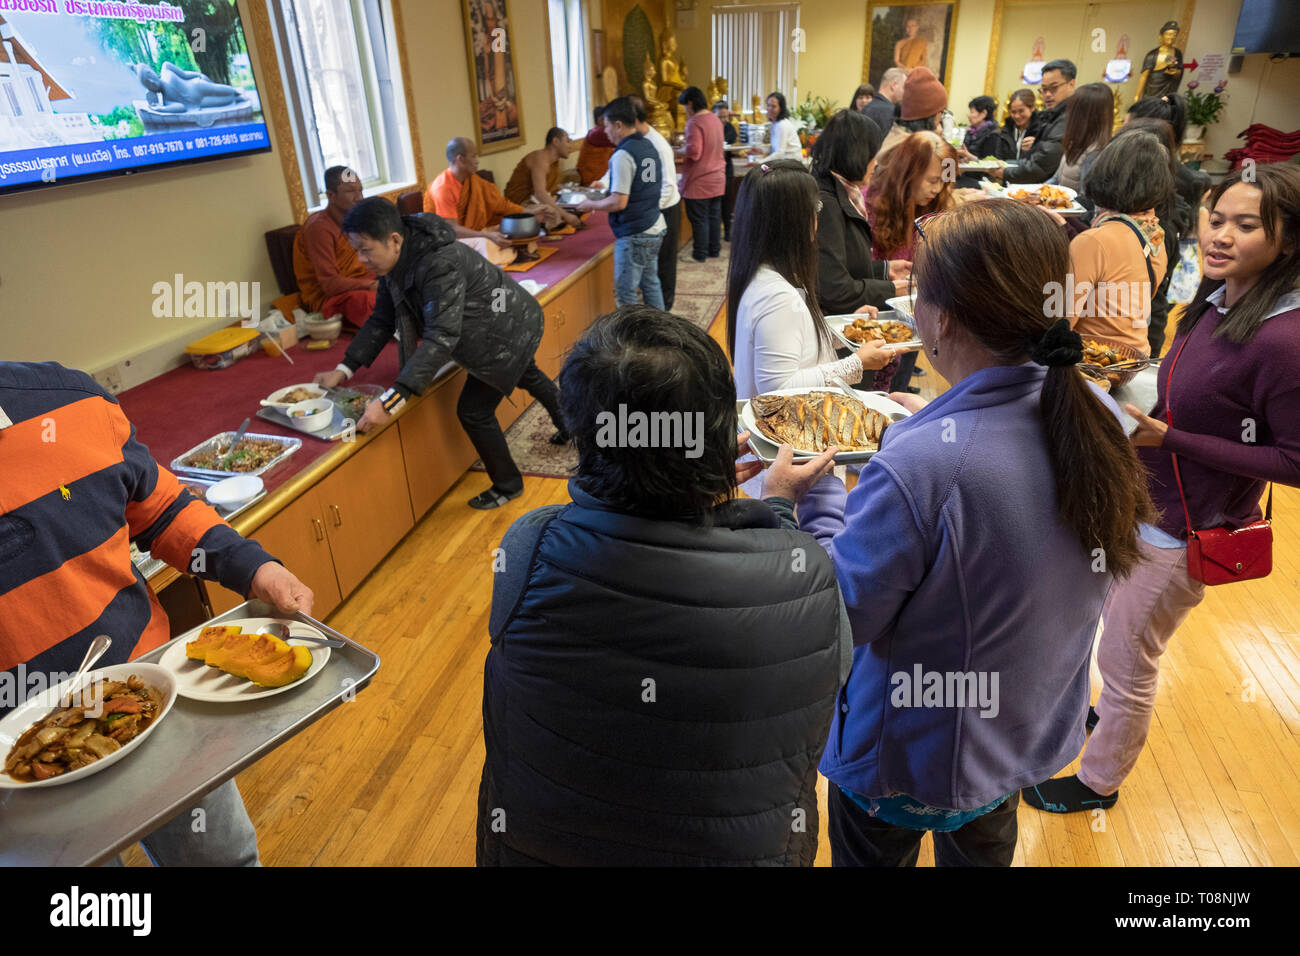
[{"left": 0, "top": 361, "right": 313, "bottom": 864}]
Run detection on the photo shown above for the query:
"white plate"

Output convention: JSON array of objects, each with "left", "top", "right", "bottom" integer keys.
[
  {"left": 740, "top": 387, "right": 911, "bottom": 463},
  {"left": 262, "top": 383, "right": 327, "bottom": 408},
  {"left": 159, "top": 617, "right": 331, "bottom": 703},
  {"left": 825, "top": 312, "right": 922, "bottom": 351},
  {"left": 885, "top": 294, "right": 917, "bottom": 320},
  {"left": 0, "top": 663, "right": 177, "bottom": 790}
]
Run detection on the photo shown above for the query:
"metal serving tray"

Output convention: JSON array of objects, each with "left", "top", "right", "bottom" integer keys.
[
  {"left": 0, "top": 600, "right": 379, "bottom": 866},
  {"left": 256, "top": 405, "right": 354, "bottom": 442},
  {"left": 825, "top": 310, "right": 922, "bottom": 351},
  {"left": 170, "top": 431, "right": 301, "bottom": 479}
]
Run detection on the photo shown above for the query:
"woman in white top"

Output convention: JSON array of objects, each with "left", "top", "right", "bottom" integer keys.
[
  {"left": 727, "top": 159, "right": 894, "bottom": 493},
  {"left": 753, "top": 92, "right": 803, "bottom": 162}
]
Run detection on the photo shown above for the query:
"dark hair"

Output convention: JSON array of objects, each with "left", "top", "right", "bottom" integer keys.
[
  {"left": 810, "top": 108, "right": 882, "bottom": 183},
  {"left": 712, "top": 100, "right": 729, "bottom": 111},
  {"left": 324, "top": 165, "right": 353, "bottom": 192},
  {"left": 898, "top": 114, "right": 939, "bottom": 133},
  {"left": 679, "top": 85, "right": 708, "bottom": 112},
  {"left": 766, "top": 91, "right": 788, "bottom": 120},
  {"left": 445, "top": 137, "right": 471, "bottom": 163},
  {"left": 559, "top": 305, "right": 738, "bottom": 521},
  {"left": 968, "top": 95, "right": 997, "bottom": 123},
  {"left": 1086, "top": 128, "right": 1173, "bottom": 213},
  {"left": 1010, "top": 88, "right": 1036, "bottom": 111},
  {"left": 626, "top": 95, "right": 648, "bottom": 123},
  {"left": 592, "top": 105, "right": 605, "bottom": 126},
  {"left": 545, "top": 126, "right": 568, "bottom": 145},
  {"left": 603, "top": 96, "right": 637, "bottom": 129},
  {"left": 1062, "top": 82, "right": 1113, "bottom": 164},
  {"left": 1127, "top": 92, "right": 1187, "bottom": 146},
  {"left": 1184, "top": 163, "right": 1300, "bottom": 344},
  {"left": 912, "top": 201, "right": 1155, "bottom": 575},
  {"left": 340, "top": 196, "right": 403, "bottom": 240},
  {"left": 851, "top": 83, "right": 875, "bottom": 107},
  {"left": 726, "top": 160, "right": 832, "bottom": 359},
  {"left": 1042, "top": 59, "right": 1077, "bottom": 82},
  {"left": 1109, "top": 120, "right": 1181, "bottom": 233}
]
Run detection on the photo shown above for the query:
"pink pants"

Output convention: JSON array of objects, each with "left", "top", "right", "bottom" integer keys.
[{"left": 1079, "top": 538, "right": 1205, "bottom": 795}]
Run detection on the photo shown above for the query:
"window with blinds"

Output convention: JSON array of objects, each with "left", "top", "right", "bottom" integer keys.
[
  {"left": 548, "top": 0, "right": 594, "bottom": 138},
  {"left": 711, "top": 2, "right": 801, "bottom": 117}
]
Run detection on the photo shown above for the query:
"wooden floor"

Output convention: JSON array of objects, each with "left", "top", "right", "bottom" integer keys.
[{"left": 128, "top": 310, "right": 1300, "bottom": 867}]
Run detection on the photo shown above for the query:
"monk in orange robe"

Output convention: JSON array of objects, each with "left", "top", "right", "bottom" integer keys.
[
  {"left": 426, "top": 137, "right": 566, "bottom": 233},
  {"left": 293, "top": 165, "right": 376, "bottom": 328},
  {"left": 576, "top": 106, "right": 615, "bottom": 186}
]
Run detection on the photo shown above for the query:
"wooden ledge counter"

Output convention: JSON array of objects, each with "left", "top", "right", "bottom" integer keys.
[{"left": 120, "top": 215, "right": 616, "bottom": 623}]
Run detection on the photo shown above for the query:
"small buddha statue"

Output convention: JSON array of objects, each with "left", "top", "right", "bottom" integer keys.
[
  {"left": 706, "top": 75, "right": 728, "bottom": 108},
  {"left": 1134, "top": 20, "right": 1185, "bottom": 102},
  {"left": 751, "top": 94, "right": 764, "bottom": 126},
  {"left": 658, "top": 30, "right": 688, "bottom": 129},
  {"left": 642, "top": 54, "right": 674, "bottom": 139}
]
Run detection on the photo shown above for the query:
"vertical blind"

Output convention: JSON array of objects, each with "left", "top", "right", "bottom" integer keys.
[
  {"left": 712, "top": 3, "right": 800, "bottom": 118},
  {"left": 549, "top": 0, "right": 593, "bottom": 137}
]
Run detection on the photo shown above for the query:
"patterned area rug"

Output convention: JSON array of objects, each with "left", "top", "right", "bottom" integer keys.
[{"left": 471, "top": 246, "right": 730, "bottom": 480}]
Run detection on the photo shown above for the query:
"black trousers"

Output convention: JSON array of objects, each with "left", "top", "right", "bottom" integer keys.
[
  {"left": 888, "top": 349, "right": 919, "bottom": 390},
  {"left": 827, "top": 785, "right": 1020, "bottom": 867},
  {"left": 657, "top": 199, "right": 681, "bottom": 310},
  {"left": 722, "top": 165, "right": 737, "bottom": 236},
  {"left": 684, "top": 195, "right": 723, "bottom": 260},
  {"left": 456, "top": 360, "right": 563, "bottom": 495}
]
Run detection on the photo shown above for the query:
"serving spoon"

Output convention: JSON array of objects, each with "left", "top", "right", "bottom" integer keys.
[{"left": 60, "top": 635, "right": 112, "bottom": 708}]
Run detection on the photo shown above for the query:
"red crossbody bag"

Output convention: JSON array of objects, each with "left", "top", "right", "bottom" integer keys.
[{"left": 1164, "top": 318, "right": 1274, "bottom": 585}]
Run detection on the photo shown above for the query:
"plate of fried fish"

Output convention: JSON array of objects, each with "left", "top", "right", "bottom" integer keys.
[{"left": 740, "top": 387, "right": 911, "bottom": 464}]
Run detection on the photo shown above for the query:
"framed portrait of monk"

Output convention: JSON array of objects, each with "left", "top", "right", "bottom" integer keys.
[
  {"left": 862, "top": 1, "right": 959, "bottom": 88},
  {"left": 462, "top": 0, "right": 525, "bottom": 153}
]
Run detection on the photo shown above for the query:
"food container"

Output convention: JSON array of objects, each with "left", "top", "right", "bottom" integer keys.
[
  {"left": 740, "top": 387, "right": 911, "bottom": 464},
  {"left": 285, "top": 398, "right": 334, "bottom": 432},
  {"left": 328, "top": 384, "right": 384, "bottom": 422},
  {"left": 184, "top": 327, "right": 261, "bottom": 371},
  {"left": 1078, "top": 334, "right": 1149, "bottom": 388},
  {"left": 263, "top": 382, "right": 327, "bottom": 408},
  {"left": 825, "top": 311, "right": 922, "bottom": 350},
  {"left": 500, "top": 212, "right": 540, "bottom": 240},
  {"left": 170, "top": 431, "right": 301, "bottom": 479},
  {"left": 205, "top": 475, "right": 265, "bottom": 510},
  {"left": 303, "top": 315, "right": 343, "bottom": 341}
]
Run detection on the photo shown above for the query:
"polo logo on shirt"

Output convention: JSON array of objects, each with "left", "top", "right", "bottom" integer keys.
[{"left": 59, "top": 485, "right": 70, "bottom": 501}]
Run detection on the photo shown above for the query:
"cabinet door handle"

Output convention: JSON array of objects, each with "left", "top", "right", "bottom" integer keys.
[
  {"left": 330, "top": 504, "right": 343, "bottom": 527},
  {"left": 312, "top": 517, "right": 324, "bottom": 542}
]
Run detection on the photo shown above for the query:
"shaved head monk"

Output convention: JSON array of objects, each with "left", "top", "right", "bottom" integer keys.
[
  {"left": 426, "top": 137, "right": 568, "bottom": 236},
  {"left": 292, "top": 165, "right": 377, "bottom": 327},
  {"left": 503, "top": 127, "right": 581, "bottom": 228}
]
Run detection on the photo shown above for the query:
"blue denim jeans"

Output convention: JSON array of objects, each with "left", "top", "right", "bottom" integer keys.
[
  {"left": 613, "top": 232, "right": 665, "bottom": 309},
  {"left": 105, "top": 779, "right": 261, "bottom": 866}
]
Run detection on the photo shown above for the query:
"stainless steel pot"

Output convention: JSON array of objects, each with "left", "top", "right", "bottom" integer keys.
[{"left": 499, "top": 212, "right": 540, "bottom": 239}]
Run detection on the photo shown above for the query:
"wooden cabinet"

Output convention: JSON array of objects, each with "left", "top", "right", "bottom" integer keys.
[
  {"left": 318, "top": 425, "right": 414, "bottom": 594},
  {"left": 206, "top": 486, "right": 343, "bottom": 619},
  {"left": 400, "top": 371, "right": 480, "bottom": 519},
  {"left": 206, "top": 426, "right": 413, "bottom": 615}
]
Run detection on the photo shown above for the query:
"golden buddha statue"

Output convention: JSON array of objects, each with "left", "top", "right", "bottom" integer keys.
[
  {"left": 751, "top": 94, "right": 764, "bottom": 125},
  {"left": 706, "top": 75, "right": 728, "bottom": 108},
  {"left": 658, "top": 30, "right": 688, "bottom": 129},
  {"left": 642, "top": 54, "right": 674, "bottom": 139},
  {"left": 1134, "top": 21, "right": 1185, "bottom": 102}
]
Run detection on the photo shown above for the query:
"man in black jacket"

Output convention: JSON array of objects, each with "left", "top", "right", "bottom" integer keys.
[
  {"left": 314, "top": 198, "right": 565, "bottom": 510},
  {"left": 1000, "top": 59, "right": 1076, "bottom": 184},
  {"left": 478, "top": 307, "right": 850, "bottom": 866}
]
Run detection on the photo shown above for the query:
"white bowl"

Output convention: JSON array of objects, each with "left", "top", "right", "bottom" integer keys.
[
  {"left": 285, "top": 398, "right": 334, "bottom": 432},
  {"left": 0, "top": 663, "right": 178, "bottom": 789},
  {"left": 304, "top": 314, "right": 343, "bottom": 340},
  {"left": 205, "top": 474, "right": 264, "bottom": 509},
  {"left": 263, "top": 382, "right": 326, "bottom": 407}
]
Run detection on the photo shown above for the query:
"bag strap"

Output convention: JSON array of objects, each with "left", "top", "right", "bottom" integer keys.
[
  {"left": 1099, "top": 213, "right": 1157, "bottom": 290},
  {"left": 1164, "top": 306, "right": 1273, "bottom": 535}
]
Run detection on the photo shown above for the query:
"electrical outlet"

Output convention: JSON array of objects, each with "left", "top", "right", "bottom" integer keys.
[{"left": 93, "top": 365, "right": 124, "bottom": 395}]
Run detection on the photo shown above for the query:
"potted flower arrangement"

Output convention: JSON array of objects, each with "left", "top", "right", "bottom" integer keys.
[
  {"left": 793, "top": 93, "right": 837, "bottom": 147},
  {"left": 1184, "top": 80, "right": 1228, "bottom": 143}
]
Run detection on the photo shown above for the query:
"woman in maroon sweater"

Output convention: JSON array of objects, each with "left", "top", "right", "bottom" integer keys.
[{"left": 1026, "top": 163, "right": 1300, "bottom": 814}]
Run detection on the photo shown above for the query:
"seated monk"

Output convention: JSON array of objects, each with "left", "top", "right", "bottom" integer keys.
[
  {"left": 427, "top": 137, "right": 569, "bottom": 234},
  {"left": 503, "top": 127, "right": 580, "bottom": 227},
  {"left": 576, "top": 106, "right": 615, "bottom": 186},
  {"left": 293, "top": 165, "right": 377, "bottom": 327}
]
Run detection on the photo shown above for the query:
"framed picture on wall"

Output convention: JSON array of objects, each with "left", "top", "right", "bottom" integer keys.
[
  {"left": 462, "top": 0, "right": 525, "bottom": 153},
  {"left": 862, "top": 1, "right": 959, "bottom": 88}
]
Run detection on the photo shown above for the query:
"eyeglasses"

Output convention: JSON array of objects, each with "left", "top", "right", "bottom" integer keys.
[{"left": 1039, "top": 81, "right": 1068, "bottom": 95}]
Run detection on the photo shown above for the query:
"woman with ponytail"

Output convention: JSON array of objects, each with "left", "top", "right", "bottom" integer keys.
[
  {"left": 758, "top": 199, "right": 1155, "bottom": 865},
  {"left": 1025, "top": 163, "right": 1300, "bottom": 815}
]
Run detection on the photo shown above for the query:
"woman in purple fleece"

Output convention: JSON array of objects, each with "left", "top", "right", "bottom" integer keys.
[
  {"left": 1026, "top": 164, "right": 1300, "bottom": 814},
  {"left": 760, "top": 199, "right": 1156, "bottom": 865}
]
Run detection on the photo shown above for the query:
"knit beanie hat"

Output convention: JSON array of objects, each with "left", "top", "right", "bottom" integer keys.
[{"left": 900, "top": 67, "right": 948, "bottom": 121}]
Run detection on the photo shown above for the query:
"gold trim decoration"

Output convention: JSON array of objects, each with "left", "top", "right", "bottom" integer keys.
[
  {"left": 392, "top": 0, "right": 426, "bottom": 188},
  {"left": 984, "top": 0, "right": 1005, "bottom": 96},
  {"left": 244, "top": 0, "right": 308, "bottom": 223},
  {"left": 862, "top": 0, "right": 960, "bottom": 90},
  {"left": 463, "top": 0, "right": 528, "bottom": 155}
]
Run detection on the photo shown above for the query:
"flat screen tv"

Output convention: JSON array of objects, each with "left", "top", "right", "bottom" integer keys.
[
  {"left": 1232, "top": 0, "right": 1300, "bottom": 55},
  {"left": 0, "top": 0, "right": 272, "bottom": 197}
]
